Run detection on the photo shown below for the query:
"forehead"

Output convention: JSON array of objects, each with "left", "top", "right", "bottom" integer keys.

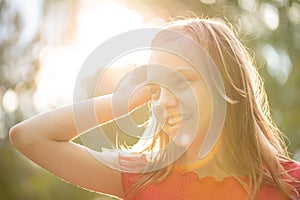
[
  {"left": 149, "top": 50, "right": 194, "bottom": 72},
  {"left": 147, "top": 50, "right": 202, "bottom": 83}
]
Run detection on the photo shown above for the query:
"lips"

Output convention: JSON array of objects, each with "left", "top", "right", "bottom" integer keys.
[{"left": 166, "top": 114, "right": 191, "bottom": 126}]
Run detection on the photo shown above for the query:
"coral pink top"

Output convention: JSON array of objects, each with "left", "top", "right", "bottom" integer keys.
[{"left": 121, "top": 160, "right": 300, "bottom": 200}]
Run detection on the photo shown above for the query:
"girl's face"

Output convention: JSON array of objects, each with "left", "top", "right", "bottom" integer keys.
[{"left": 147, "top": 50, "right": 212, "bottom": 147}]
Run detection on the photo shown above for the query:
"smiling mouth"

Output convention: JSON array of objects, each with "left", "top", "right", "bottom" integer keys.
[{"left": 165, "top": 114, "right": 191, "bottom": 127}]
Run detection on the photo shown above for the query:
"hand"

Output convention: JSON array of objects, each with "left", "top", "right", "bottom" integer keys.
[{"left": 112, "top": 64, "right": 151, "bottom": 115}]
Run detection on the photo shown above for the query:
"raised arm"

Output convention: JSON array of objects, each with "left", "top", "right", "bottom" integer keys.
[{"left": 9, "top": 66, "right": 150, "bottom": 198}]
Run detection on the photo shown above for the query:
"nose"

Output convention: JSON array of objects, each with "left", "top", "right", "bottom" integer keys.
[{"left": 156, "top": 87, "right": 178, "bottom": 109}]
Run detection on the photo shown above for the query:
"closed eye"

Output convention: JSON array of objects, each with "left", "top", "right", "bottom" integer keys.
[
  {"left": 176, "top": 78, "right": 197, "bottom": 90},
  {"left": 147, "top": 85, "right": 161, "bottom": 100}
]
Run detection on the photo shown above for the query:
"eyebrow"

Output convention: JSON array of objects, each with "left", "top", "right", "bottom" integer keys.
[
  {"left": 170, "top": 67, "right": 200, "bottom": 78},
  {"left": 147, "top": 66, "right": 200, "bottom": 81},
  {"left": 176, "top": 67, "right": 194, "bottom": 72}
]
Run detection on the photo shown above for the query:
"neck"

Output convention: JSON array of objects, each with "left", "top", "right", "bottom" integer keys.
[{"left": 175, "top": 131, "right": 242, "bottom": 181}]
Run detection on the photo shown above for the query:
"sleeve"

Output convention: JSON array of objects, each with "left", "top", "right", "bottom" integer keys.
[
  {"left": 287, "top": 160, "right": 300, "bottom": 190},
  {"left": 282, "top": 159, "right": 300, "bottom": 196}
]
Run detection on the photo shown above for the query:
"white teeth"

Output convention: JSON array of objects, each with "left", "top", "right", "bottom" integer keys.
[
  {"left": 167, "top": 117, "right": 180, "bottom": 125},
  {"left": 167, "top": 115, "right": 190, "bottom": 126}
]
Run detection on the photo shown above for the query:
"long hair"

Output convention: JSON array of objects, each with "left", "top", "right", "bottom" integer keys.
[{"left": 123, "top": 18, "right": 299, "bottom": 199}]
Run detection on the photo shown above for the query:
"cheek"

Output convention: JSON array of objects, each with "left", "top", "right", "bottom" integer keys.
[{"left": 183, "top": 82, "right": 212, "bottom": 120}]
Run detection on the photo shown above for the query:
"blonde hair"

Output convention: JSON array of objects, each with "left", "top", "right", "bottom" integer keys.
[{"left": 123, "top": 18, "right": 299, "bottom": 199}]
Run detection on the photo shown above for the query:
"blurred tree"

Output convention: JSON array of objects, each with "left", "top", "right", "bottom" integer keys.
[{"left": 0, "top": 0, "right": 112, "bottom": 199}]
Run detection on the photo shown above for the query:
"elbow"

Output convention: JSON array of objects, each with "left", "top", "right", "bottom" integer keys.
[
  {"left": 9, "top": 124, "right": 22, "bottom": 148},
  {"left": 9, "top": 124, "right": 33, "bottom": 151}
]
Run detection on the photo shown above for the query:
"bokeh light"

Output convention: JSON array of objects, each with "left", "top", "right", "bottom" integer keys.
[
  {"left": 33, "top": 0, "right": 162, "bottom": 112},
  {"left": 238, "top": 0, "right": 257, "bottom": 12},
  {"left": 288, "top": 3, "right": 300, "bottom": 24},
  {"left": 200, "top": 0, "right": 216, "bottom": 5},
  {"left": 2, "top": 89, "right": 19, "bottom": 113},
  {"left": 260, "top": 3, "right": 279, "bottom": 30},
  {"left": 262, "top": 44, "right": 292, "bottom": 84}
]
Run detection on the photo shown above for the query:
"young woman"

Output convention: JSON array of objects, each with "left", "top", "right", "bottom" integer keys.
[{"left": 9, "top": 18, "right": 300, "bottom": 199}]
